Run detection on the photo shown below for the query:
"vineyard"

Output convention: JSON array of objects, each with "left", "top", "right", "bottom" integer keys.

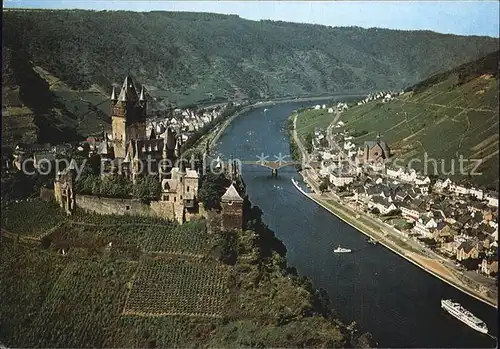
[
  {"left": 18, "top": 260, "right": 136, "bottom": 348},
  {"left": 1, "top": 199, "right": 66, "bottom": 237},
  {"left": 0, "top": 237, "right": 69, "bottom": 345},
  {"left": 45, "top": 218, "right": 213, "bottom": 257},
  {"left": 123, "top": 258, "right": 230, "bottom": 318},
  {"left": 143, "top": 219, "right": 213, "bottom": 256}
]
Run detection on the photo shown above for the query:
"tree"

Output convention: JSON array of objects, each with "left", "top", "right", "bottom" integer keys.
[
  {"left": 198, "top": 171, "right": 231, "bottom": 210},
  {"left": 319, "top": 178, "right": 329, "bottom": 193},
  {"left": 305, "top": 133, "right": 314, "bottom": 153},
  {"left": 133, "top": 175, "right": 161, "bottom": 202}
]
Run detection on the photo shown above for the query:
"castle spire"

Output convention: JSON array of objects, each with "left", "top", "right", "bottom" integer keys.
[
  {"left": 110, "top": 86, "right": 117, "bottom": 101},
  {"left": 139, "top": 86, "right": 146, "bottom": 101}
]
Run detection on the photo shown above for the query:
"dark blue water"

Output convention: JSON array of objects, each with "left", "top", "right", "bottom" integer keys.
[{"left": 214, "top": 100, "right": 498, "bottom": 348}]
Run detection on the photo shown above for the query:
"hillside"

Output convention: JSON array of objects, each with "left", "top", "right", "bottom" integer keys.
[
  {"left": 297, "top": 51, "right": 499, "bottom": 188},
  {"left": 3, "top": 9, "right": 498, "bottom": 108},
  {"left": 1, "top": 48, "right": 109, "bottom": 147},
  {"left": 0, "top": 199, "right": 375, "bottom": 348}
]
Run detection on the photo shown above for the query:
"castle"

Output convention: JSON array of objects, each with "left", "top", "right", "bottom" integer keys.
[
  {"left": 53, "top": 75, "right": 245, "bottom": 228},
  {"left": 100, "top": 75, "right": 178, "bottom": 182}
]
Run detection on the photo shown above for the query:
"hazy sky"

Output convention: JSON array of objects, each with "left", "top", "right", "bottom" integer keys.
[{"left": 4, "top": 1, "right": 500, "bottom": 37}]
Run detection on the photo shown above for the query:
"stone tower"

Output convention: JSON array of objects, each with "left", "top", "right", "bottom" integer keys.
[
  {"left": 54, "top": 167, "right": 76, "bottom": 215},
  {"left": 110, "top": 75, "right": 147, "bottom": 158},
  {"left": 221, "top": 183, "right": 244, "bottom": 231}
]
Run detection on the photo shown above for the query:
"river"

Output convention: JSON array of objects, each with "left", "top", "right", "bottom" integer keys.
[{"left": 213, "top": 99, "right": 498, "bottom": 348}]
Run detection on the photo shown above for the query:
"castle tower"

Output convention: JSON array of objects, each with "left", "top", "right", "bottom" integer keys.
[
  {"left": 111, "top": 75, "right": 147, "bottom": 158},
  {"left": 221, "top": 183, "right": 244, "bottom": 231}
]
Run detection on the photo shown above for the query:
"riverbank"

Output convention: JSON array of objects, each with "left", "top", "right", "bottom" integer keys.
[{"left": 290, "top": 113, "right": 498, "bottom": 309}]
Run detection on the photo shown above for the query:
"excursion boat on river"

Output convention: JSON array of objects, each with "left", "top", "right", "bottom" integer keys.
[
  {"left": 441, "top": 299, "right": 488, "bottom": 334},
  {"left": 333, "top": 245, "right": 351, "bottom": 253},
  {"left": 291, "top": 178, "right": 308, "bottom": 195}
]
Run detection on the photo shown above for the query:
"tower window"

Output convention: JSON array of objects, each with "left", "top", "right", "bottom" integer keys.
[
  {"left": 180, "top": 195, "right": 183, "bottom": 200},
  {"left": 166, "top": 195, "right": 169, "bottom": 201},
  {"left": 174, "top": 197, "right": 176, "bottom": 202},
  {"left": 187, "top": 186, "right": 190, "bottom": 192}
]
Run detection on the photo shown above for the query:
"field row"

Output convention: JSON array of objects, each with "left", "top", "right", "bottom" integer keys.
[{"left": 124, "top": 258, "right": 230, "bottom": 318}]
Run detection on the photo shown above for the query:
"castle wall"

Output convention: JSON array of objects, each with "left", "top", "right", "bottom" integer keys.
[
  {"left": 75, "top": 194, "right": 191, "bottom": 223},
  {"left": 77, "top": 195, "right": 152, "bottom": 216},
  {"left": 40, "top": 187, "right": 55, "bottom": 202}
]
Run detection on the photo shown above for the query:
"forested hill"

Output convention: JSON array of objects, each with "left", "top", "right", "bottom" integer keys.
[{"left": 3, "top": 9, "right": 499, "bottom": 106}]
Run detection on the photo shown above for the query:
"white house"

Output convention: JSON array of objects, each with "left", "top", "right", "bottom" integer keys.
[
  {"left": 328, "top": 108, "right": 334, "bottom": 113},
  {"left": 415, "top": 176, "right": 431, "bottom": 186},
  {"left": 387, "top": 167, "right": 404, "bottom": 179},
  {"left": 314, "top": 105, "right": 321, "bottom": 110},
  {"left": 400, "top": 169, "right": 417, "bottom": 183},
  {"left": 413, "top": 217, "right": 438, "bottom": 238},
  {"left": 469, "top": 187, "right": 484, "bottom": 200},
  {"left": 343, "top": 141, "right": 355, "bottom": 151},
  {"left": 329, "top": 169, "right": 354, "bottom": 187},
  {"left": 485, "top": 192, "right": 498, "bottom": 207},
  {"left": 400, "top": 204, "right": 421, "bottom": 221},
  {"left": 369, "top": 196, "right": 398, "bottom": 214},
  {"left": 322, "top": 104, "right": 326, "bottom": 109}
]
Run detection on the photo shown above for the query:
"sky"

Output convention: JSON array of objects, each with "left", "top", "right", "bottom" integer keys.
[{"left": 4, "top": 1, "right": 500, "bottom": 38}]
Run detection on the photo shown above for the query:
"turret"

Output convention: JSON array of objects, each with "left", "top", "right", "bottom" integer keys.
[
  {"left": 110, "top": 86, "right": 117, "bottom": 104},
  {"left": 174, "top": 138, "right": 180, "bottom": 158},
  {"left": 139, "top": 86, "right": 146, "bottom": 103}
]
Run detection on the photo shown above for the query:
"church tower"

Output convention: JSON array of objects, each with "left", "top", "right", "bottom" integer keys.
[{"left": 111, "top": 75, "right": 147, "bottom": 158}]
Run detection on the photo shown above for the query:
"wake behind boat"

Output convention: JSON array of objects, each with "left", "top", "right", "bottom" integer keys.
[
  {"left": 333, "top": 245, "right": 351, "bottom": 253},
  {"left": 441, "top": 299, "right": 488, "bottom": 334}
]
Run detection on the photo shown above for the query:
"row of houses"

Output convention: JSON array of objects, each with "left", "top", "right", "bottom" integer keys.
[
  {"left": 357, "top": 90, "right": 404, "bottom": 105},
  {"left": 386, "top": 166, "right": 498, "bottom": 207}
]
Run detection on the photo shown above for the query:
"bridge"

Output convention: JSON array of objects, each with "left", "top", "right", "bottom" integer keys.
[
  {"left": 209, "top": 152, "right": 303, "bottom": 177},
  {"left": 240, "top": 160, "right": 298, "bottom": 176}
]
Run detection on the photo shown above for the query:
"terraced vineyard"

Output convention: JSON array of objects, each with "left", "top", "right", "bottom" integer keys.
[
  {"left": 143, "top": 220, "right": 212, "bottom": 256},
  {"left": 19, "top": 260, "right": 137, "bottom": 348},
  {"left": 2, "top": 200, "right": 66, "bottom": 237},
  {"left": 124, "top": 258, "right": 229, "bottom": 318},
  {"left": 296, "top": 51, "right": 499, "bottom": 187}
]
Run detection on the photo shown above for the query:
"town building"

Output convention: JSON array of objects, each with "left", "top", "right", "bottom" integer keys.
[{"left": 363, "top": 133, "right": 390, "bottom": 163}]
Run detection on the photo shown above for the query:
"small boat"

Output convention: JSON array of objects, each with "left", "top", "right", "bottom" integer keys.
[
  {"left": 264, "top": 108, "right": 269, "bottom": 112},
  {"left": 367, "top": 238, "right": 378, "bottom": 245},
  {"left": 333, "top": 245, "right": 351, "bottom": 253}
]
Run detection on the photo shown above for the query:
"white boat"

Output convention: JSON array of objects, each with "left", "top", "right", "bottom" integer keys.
[
  {"left": 264, "top": 108, "right": 269, "bottom": 112},
  {"left": 333, "top": 245, "right": 351, "bottom": 253},
  {"left": 441, "top": 299, "right": 488, "bottom": 334}
]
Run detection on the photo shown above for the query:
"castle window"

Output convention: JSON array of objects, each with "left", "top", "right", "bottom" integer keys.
[
  {"left": 126, "top": 205, "right": 130, "bottom": 210},
  {"left": 166, "top": 195, "right": 169, "bottom": 201},
  {"left": 174, "top": 197, "right": 176, "bottom": 202},
  {"left": 187, "top": 186, "right": 190, "bottom": 192},
  {"left": 374, "top": 152, "right": 379, "bottom": 156},
  {"left": 180, "top": 196, "right": 183, "bottom": 200}
]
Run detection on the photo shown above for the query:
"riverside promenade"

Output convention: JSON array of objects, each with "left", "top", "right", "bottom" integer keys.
[{"left": 290, "top": 113, "right": 498, "bottom": 309}]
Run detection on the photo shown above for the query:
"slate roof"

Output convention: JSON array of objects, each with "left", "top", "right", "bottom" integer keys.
[{"left": 222, "top": 183, "right": 244, "bottom": 202}]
